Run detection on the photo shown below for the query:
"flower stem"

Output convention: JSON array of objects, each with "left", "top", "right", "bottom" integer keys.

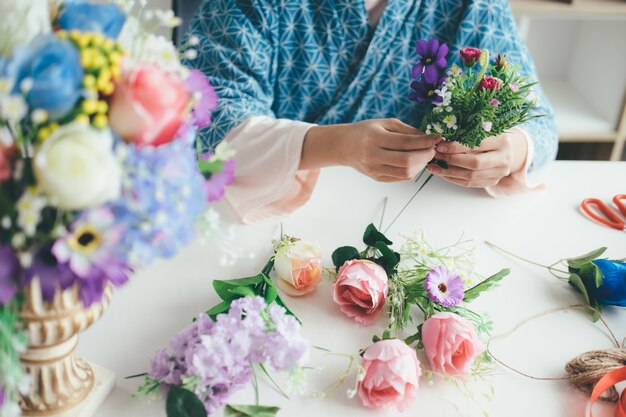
[
  {"left": 484, "top": 241, "right": 569, "bottom": 277},
  {"left": 383, "top": 173, "right": 434, "bottom": 234},
  {"left": 252, "top": 365, "right": 260, "bottom": 406},
  {"left": 259, "top": 363, "right": 290, "bottom": 399}
]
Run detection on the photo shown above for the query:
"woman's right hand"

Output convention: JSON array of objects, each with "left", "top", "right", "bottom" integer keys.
[{"left": 301, "top": 118, "right": 441, "bottom": 182}]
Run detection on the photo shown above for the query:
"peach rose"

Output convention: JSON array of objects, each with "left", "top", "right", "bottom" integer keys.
[
  {"left": 358, "top": 339, "right": 421, "bottom": 411},
  {"left": 109, "top": 64, "right": 190, "bottom": 147},
  {"left": 422, "top": 312, "right": 484, "bottom": 375},
  {"left": 274, "top": 240, "right": 322, "bottom": 296},
  {"left": 332, "top": 260, "right": 388, "bottom": 325}
]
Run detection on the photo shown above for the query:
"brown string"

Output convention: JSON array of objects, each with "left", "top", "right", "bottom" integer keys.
[{"left": 487, "top": 304, "right": 626, "bottom": 402}]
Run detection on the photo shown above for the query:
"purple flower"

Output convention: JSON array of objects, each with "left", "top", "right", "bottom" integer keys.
[
  {"left": 412, "top": 39, "right": 449, "bottom": 84},
  {"left": 424, "top": 266, "right": 464, "bottom": 307},
  {"left": 0, "top": 246, "right": 19, "bottom": 305},
  {"left": 409, "top": 79, "right": 444, "bottom": 105},
  {"left": 202, "top": 157, "right": 235, "bottom": 202},
  {"left": 23, "top": 246, "right": 77, "bottom": 302},
  {"left": 186, "top": 70, "right": 218, "bottom": 129}
]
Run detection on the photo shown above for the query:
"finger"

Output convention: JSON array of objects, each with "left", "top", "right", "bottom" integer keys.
[
  {"left": 471, "top": 134, "right": 509, "bottom": 151},
  {"left": 434, "top": 150, "right": 508, "bottom": 170},
  {"left": 378, "top": 148, "right": 437, "bottom": 168},
  {"left": 381, "top": 133, "right": 441, "bottom": 151},
  {"left": 374, "top": 175, "right": 404, "bottom": 183},
  {"left": 428, "top": 163, "right": 510, "bottom": 181},
  {"left": 435, "top": 140, "right": 472, "bottom": 154},
  {"left": 437, "top": 175, "right": 502, "bottom": 188},
  {"left": 376, "top": 164, "right": 422, "bottom": 180},
  {"left": 380, "top": 118, "right": 422, "bottom": 134}
]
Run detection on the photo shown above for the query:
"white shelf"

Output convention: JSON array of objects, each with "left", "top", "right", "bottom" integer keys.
[{"left": 542, "top": 80, "right": 617, "bottom": 140}]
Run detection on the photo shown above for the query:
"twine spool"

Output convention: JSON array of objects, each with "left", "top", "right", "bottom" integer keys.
[{"left": 487, "top": 304, "right": 625, "bottom": 403}]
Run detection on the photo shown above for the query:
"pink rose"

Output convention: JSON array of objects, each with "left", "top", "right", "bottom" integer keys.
[
  {"left": 274, "top": 240, "right": 322, "bottom": 296},
  {"left": 459, "top": 47, "right": 482, "bottom": 67},
  {"left": 480, "top": 76, "right": 502, "bottom": 91},
  {"left": 358, "top": 339, "right": 421, "bottom": 411},
  {"left": 332, "top": 260, "right": 388, "bottom": 325},
  {"left": 422, "top": 312, "right": 484, "bottom": 375},
  {"left": 0, "top": 141, "right": 16, "bottom": 182},
  {"left": 109, "top": 65, "right": 190, "bottom": 147}
]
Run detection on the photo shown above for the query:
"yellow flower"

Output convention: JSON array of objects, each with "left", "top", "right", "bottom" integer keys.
[
  {"left": 37, "top": 127, "right": 51, "bottom": 141},
  {"left": 83, "top": 74, "right": 97, "bottom": 89},
  {"left": 75, "top": 114, "right": 90, "bottom": 125},
  {"left": 82, "top": 99, "right": 98, "bottom": 115},
  {"left": 96, "top": 101, "right": 108, "bottom": 114},
  {"left": 93, "top": 114, "right": 108, "bottom": 129}
]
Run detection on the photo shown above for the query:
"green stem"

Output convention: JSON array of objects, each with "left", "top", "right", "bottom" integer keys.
[
  {"left": 252, "top": 365, "right": 260, "bottom": 406},
  {"left": 484, "top": 241, "right": 569, "bottom": 277},
  {"left": 378, "top": 196, "right": 388, "bottom": 231},
  {"left": 383, "top": 174, "right": 434, "bottom": 234},
  {"left": 258, "top": 363, "right": 290, "bottom": 399}
]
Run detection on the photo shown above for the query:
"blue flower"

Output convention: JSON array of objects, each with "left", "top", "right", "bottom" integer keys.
[
  {"left": 4, "top": 35, "right": 83, "bottom": 120},
  {"left": 57, "top": 1, "right": 126, "bottom": 39},
  {"left": 593, "top": 259, "right": 626, "bottom": 307}
]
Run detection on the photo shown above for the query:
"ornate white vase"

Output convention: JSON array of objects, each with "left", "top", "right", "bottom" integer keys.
[{"left": 19, "top": 279, "right": 115, "bottom": 417}]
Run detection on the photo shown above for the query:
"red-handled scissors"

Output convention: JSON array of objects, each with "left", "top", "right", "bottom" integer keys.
[{"left": 581, "top": 195, "right": 626, "bottom": 231}]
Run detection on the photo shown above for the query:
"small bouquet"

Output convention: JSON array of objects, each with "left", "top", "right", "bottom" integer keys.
[
  {"left": 410, "top": 39, "right": 539, "bottom": 148},
  {"left": 330, "top": 224, "right": 509, "bottom": 411},
  {"left": 0, "top": 1, "right": 233, "bottom": 414}
]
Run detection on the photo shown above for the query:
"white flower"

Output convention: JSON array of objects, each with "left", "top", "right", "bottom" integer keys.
[
  {"left": 30, "top": 109, "right": 48, "bottom": 124},
  {"left": 0, "top": 126, "right": 14, "bottom": 147},
  {"left": 482, "top": 121, "right": 493, "bottom": 132},
  {"left": 17, "top": 186, "right": 47, "bottom": 236},
  {"left": 0, "top": 95, "right": 27, "bottom": 122},
  {"left": 433, "top": 123, "right": 443, "bottom": 134},
  {"left": 154, "top": 9, "right": 182, "bottom": 28},
  {"left": 0, "top": 0, "right": 51, "bottom": 57},
  {"left": 443, "top": 114, "right": 457, "bottom": 130},
  {"left": 274, "top": 240, "right": 322, "bottom": 297},
  {"left": 118, "top": 18, "right": 182, "bottom": 73},
  {"left": 449, "top": 64, "right": 462, "bottom": 77},
  {"left": 33, "top": 122, "right": 122, "bottom": 210}
]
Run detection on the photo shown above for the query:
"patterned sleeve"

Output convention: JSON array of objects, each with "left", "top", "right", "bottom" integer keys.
[
  {"left": 449, "top": 0, "right": 559, "bottom": 171},
  {"left": 183, "top": 0, "right": 277, "bottom": 152}
]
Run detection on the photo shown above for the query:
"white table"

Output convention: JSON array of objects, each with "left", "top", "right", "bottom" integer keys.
[{"left": 79, "top": 161, "right": 626, "bottom": 417}]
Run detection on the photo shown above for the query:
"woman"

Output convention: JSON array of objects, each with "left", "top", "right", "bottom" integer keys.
[{"left": 186, "top": 0, "right": 558, "bottom": 223}]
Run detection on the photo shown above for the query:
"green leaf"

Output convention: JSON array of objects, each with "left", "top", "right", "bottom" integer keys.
[
  {"left": 206, "top": 299, "right": 231, "bottom": 319},
  {"left": 197, "top": 159, "right": 224, "bottom": 175},
  {"left": 224, "top": 405, "right": 280, "bottom": 417},
  {"left": 363, "top": 223, "right": 393, "bottom": 247},
  {"left": 592, "top": 263, "right": 604, "bottom": 288},
  {"left": 228, "top": 286, "right": 256, "bottom": 298},
  {"left": 374, "top": 241, "right": 400, "bottom": 276},
  {"left": 568, "top": 273, "right": 591, "bottom": 305},
  {"left": 213, "top": 276, "right": 264, "bottom": 301},
  {"left": 463, "top": 268, "right": 510, "bottom": 302},
  {"left": 166, "top": 386, "right": 207, "bottom": 417},
  {"left": 331, "top": 246, "right": 360, "bottom": 270},
  {"left": 264, "top": 285, "right": 278, "bottom": 304},
  {"left": 566, "top": 247, "right": 607, "bottom": 269}
]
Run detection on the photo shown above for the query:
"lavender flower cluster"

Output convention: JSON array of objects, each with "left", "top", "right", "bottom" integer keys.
[{"left": 147, "top": 296, "right": 309, "bottom": 415}]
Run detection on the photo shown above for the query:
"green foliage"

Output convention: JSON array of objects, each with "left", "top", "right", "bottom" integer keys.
[
  {"left": 563, "top": 247, "right": 608, "bottom": 321},
  {"left": 224, "top": 405, "right": 280, "bottom": 417},
  {"left": 332, "top": 223, "right": 400, "bottom": 276},
  {"left": 166, "top": 386, "right": 207, "bottom": 417},
  {"left": 463, "top": 269, "right": 510, "bottom": 302},
  {"left": 331, "top": 246, "right": 360, "bottom": 271}
]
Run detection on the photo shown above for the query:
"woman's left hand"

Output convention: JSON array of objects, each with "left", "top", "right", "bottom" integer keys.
[{"left": 427, "top": 130, "right": 528, "bottom": 188}]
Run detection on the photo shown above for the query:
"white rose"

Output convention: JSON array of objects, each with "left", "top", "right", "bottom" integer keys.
[
  {"left": 0, "top": 0, "right": 51, "bottom": 57},
  {"left": 33, "top": 122, "right": 122, "bottom": 210},
  {"left": 274, "top": 240, "right": 322, "bottom": 297}
]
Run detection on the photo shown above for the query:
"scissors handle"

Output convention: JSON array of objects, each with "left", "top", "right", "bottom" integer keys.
[
  {"left": 613, "top": 194, "right": 626, "bottom": 217},
  {"left": 581, "top": 198, "right": 625, "bottom": 230}
]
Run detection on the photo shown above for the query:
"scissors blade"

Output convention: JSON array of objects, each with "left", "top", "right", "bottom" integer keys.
[{"left": 581, "top": 198, "right": 626, "bottom": 231}]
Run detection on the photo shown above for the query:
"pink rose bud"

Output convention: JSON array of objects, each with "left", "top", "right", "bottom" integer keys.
[
  {"left": 109, "top": 65, "right": 190, "bottom": 147},
  {"left": 494, "top": 54, "right": 508, "bottom": 71},
  {"left": 0, "top": 141, "right": 16, "bottom": 182},
  {"left": 482, "top": 121, "right": 492, "bottom": 132},
  {"left": 332, "top": 260, "right": 388, "bottom": 325},
  {"left": 480, "top": 76, "right": 502, "bottom": 91},
  {"left": 274, "top": 240, "right": 322, "bottom": 296},
  {"left": 358, "top": 339, "right": 421, "bottom": 411},
  {"left": 422, "top": 312, "right": 484, "bottom": 375},
  {"left": 489, "top": 98, "right": 500, "bottom": 107},
  {"left": 459, "top": 47, "right": 482, "bottom": 67},
  {"left": 509, "top": 83, "right": 519, "bottom": 92}
]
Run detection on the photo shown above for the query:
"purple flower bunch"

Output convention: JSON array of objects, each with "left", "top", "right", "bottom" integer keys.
[
  {"left": 147, "top": 296, "right": 309, "bottom": 415},
  {"left": 409, "top": 39, "right": 449, "bottom": 105}
]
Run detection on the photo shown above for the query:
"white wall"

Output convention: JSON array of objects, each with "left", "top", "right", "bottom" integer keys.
[{"left": 149, "top": 0, "right": 172, "bottom": 11}]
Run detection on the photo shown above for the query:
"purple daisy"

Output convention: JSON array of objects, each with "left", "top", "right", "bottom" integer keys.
[
  {"left": 22, "top": 245, "right": 77, "bottom": 302},
  {"left": 409, "top": 79, "right": 444, "bottom": 105},
  {"left": 412, "top": 39, "right": 449, "bottom": 84},
  {"left": 0, "top": 245, "right": 20, "bottom": 305},
  {"left": 186, "top": 69, "right": 218, "bottom": 129},
  {"left": 424, "top": 265, "right": 464, "bottom": 307}
]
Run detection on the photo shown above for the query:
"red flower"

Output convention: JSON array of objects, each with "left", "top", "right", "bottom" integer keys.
[
  {"left": 459, "top": 47, "right": 482, "bottom": 67},
  {"left": 480, "top": 76, "right": 502, "bottom": 91}
]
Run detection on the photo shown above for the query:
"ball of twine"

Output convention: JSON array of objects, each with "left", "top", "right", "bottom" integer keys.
[
  {"left": 487, "top": 304, "right": 625, "bottom": 403},
  {"left": 565, "top": 347, "right": 626, "bottom": 402}
]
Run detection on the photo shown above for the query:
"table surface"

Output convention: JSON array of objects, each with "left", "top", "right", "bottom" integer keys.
[{"left": 78, "top": 161, "right": 626, "bottom": 417}]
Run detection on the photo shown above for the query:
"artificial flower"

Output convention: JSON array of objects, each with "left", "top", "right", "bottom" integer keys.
[
  {"left": 274, "top": 240, "right": 322, "bottom": 297},
  {"left": 411, "top": 39, "right": 448, "bottom": 84},
  {"left": 459, "top": 47, "right": 482, "bottom": 67},
  {"left": 357, "top": 339, "right": 421, "bottom": 411},
  {"left": 0, "top": 140, "right": 15, "bottom": 181},
  {"left": 57, "top": 1, "right": 126, "bottom": 39},
  {"left": 0, "top": 95, "right": 27, "bottom": 122},
  {"left": 22, "top": 245, "right": 77, "bottom": 302},
  {"left": 424, "top": 266, "right": 464, "bottom": 307},
  {"left": 409, "top": 79, "right": 444, "bottom": 105},
  {"left": 202, "top": 156, "right": 235, "bottom": 203},
  {"left": 482, "top": 121, "right": 493, "bottom": 132},
  {"left": 0, "top": 245, "right": 19, "bottom": 304},
  {"left": 490, "top": 98, "right": 500, "bottom": 107},
  {"left": 480, "top": 76, "right": 502, "bottom": 91},
  {"left": 33, "top": 122, "right": 121, "bottom": 210},
  {"left": 16, "top": 186, "right": 47, "bottom": 237},
  {"left": 332, "top": 260, "right": 388, "bottom": 325},
  {"left": 422, "top": 312, "right": 484, "bottom": 375},
  {"left": 494, "top": 54, "right": 508, "bottom": 71},
  {"left": 3, "top": 35, "right": 83, "bottom": 120},
  {"left": 0, "top": 0, "right": 51, "bottom": 57},
  {"left": 109, "top": 64, "right": 190, "bottom": 147},
  {"left": 592, "top": 259, "right": 626, "bottom": 307},
  {"left": 186, "top": 69, "right": 218, "bottom": 129}
]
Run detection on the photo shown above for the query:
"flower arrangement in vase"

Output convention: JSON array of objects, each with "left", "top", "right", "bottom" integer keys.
[{"left": 0, "top": 1, "right": 232, "bottom": 415}]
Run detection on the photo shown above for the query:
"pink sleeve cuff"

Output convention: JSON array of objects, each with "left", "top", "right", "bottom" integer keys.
[
  {"left": 485, "top": 127, "right": 545, "bottom": 197},
  {"left": 223, "top": 116, "right": 320, "bottom": 224}
]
